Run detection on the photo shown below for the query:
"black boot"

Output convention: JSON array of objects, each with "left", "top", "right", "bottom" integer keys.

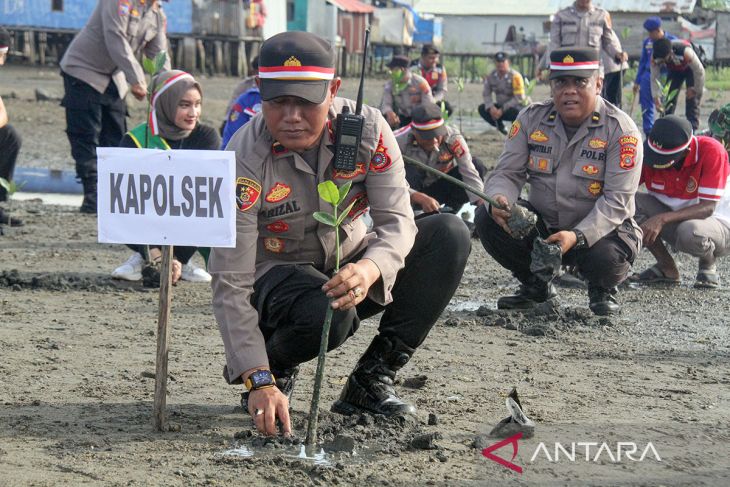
[
  {"left": 332, "top": 335, "right": 416, "bottom": 417},
  {"left": 497, "top": 276, "right": 557, "bottom": 310},
  {"left": 80, "top": 178, "right": 98, "bottom": 214},
  {"left": 496, "top": 121, "right": 508, "bottom": 135},
  {"left": 588, "top": 286, "right": 620, "bottom": 315},
  {"left": 240, "top": 366, "right": 300, "bottom": 411}
]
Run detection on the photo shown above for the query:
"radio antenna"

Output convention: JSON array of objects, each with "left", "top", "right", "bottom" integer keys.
[{"left": 355, "top": 28, "right": 370, "bottom": 116}]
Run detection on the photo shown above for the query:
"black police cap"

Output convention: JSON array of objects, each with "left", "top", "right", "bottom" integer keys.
[
  {"left": 387, "top": 55, "right": 411, "bottom": 69},
  {"left": 421, "top": 44, "right": 439, "bottom": 56},
  {"left": 495, "top": 52, "right": 508, "bottom": 62},
  {"left": 410, "top": 102, "right": 448, "bottom": 138},
  {"left": 644, "top": 115, "right": 693, "bottom": 169},
  {"left": 549, "top": 47, "right": 600, "bottom": 80},
  {"left": 258, "top": 31, "right": 335, "bottom": 104}
]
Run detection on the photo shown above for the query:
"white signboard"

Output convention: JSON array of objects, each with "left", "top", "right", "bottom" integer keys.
[{"left": 97, "top": 148, "right": 236, "bottom": 247}]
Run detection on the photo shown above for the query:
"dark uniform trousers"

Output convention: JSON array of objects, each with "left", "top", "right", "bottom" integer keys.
[
  {"left": 602, "top": 70, "right": 625, "bottom": 108},
  {"left": 477, "top": 104, "right": 520, "bottom": 130},
  {"left": 250, "top": 213, "right": 471, "bottom": 370},
  {"left": 665, "top": 69, "right": 699, "bottom": 130},
  {"left": 406, "top": 158, "right": 487, "bottom": 212},
  {"left": 475, "top": 201, "right": 639, "bottom": 289},
  {"left": 61, "top": 72, "right": 127, "bottom": 183},
  {"left": 0, "top": 124, "right": 22, "bottom": 202}
]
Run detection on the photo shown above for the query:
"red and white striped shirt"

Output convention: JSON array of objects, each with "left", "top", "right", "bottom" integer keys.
[{"left": 640, "top": 136, "right": 730, "bottom": 210}]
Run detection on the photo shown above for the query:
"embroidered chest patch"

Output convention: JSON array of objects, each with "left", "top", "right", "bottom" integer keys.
[{"left": 265, "top": 182, "right": 291, "bottom": 203}]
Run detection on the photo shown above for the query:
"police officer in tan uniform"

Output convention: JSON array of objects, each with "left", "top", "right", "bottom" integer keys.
[
  {"left": 397, "top": 102, "right": 485, "bottom": 213},
  {"left": 381, "top": 55, "right": 435, "bottom": 129},
  {"left": 478, "top": 52, "right": 527, "bottom": 135},
  {"left": 539, "top": 0, "right": 626, "bottom": 78},
  {"left": 60, "top": 0, "right": 170, "bottom": 213},
  {"left": 475, "top": 47, "right": 643, "bottom": 316},
  {"left": 210, "top": 32, "right": 471, "bottom": 436}
]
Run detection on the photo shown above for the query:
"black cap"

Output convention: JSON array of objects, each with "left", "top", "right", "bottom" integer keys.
[
  {"left": 421, "top": 44, "right": 439, "bottom": 56},
  {"left": 644, "top": 115, "right": 693, "bottom": 169},
  {"left": 0, "top": 27, "right": 10, "bottom": 49},
  {"left": 652, "top": 38, "right": 672, "bottom": 59},
  {"left": 549, "top": 47, "right": 600, "bottom": 80},
  {"left": 495, "top": 52, "right": 508, "bottom": 62},
  {"left": 258, "top": 31, "right": 335, "bottom": 104},
  {"left": 387, "top": 55, "right": 411, "bottom": 69},
  {"left": 411, "top": 102, "right": 448, "bottom": 138}
]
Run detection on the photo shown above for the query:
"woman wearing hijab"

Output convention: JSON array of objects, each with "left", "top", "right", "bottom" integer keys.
[{"left": 111, "top": 70, "right": 221, "bottom": 284}]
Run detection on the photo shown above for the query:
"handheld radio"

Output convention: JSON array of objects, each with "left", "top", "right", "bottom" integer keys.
[{"left": 333, "top": 28, "right": 371, "bottom": 172}]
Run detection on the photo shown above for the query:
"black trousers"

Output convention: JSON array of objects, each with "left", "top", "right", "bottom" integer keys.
[
  {"left": 251, "top": 213, "right": 471, "bottom": 369},
  {"left": 477, "top": 104, "right": 520, "bottom": 128},
  {"left": 664, "top": 69, "right": 700, "bottom": 131},
  {"left": 126, "top": 244, "right": 198, "bottom": 265},
  {"left": 61, "top": 72, "right": 127, "bottom": 181},
  {"left": 406, "top": 159, "right": 487, "bottom": 212},
  {"left": 474, "top": 202, "right": 639, "bottom": 289},
  {"left": 602, "top": 70, "right": 625, "bottom": 108},
  {"left": 0, "top": 124, "right": 22, "bottom": 202}
]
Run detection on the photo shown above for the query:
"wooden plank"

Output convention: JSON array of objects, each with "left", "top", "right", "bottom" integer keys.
[{"left": 153, "top": 245, "right": 174, "bottom": 432}]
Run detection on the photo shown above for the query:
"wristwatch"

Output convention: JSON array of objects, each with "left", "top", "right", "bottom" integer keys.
[
  {"left": 572, "top": 229, "right": 588, "bottom": 250},
  {"left": 244, "top": 369, "right": 276, "bottom": 391}
]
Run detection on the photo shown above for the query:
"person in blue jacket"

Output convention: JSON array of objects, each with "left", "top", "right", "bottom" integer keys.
[
  {"left": 633, "top": 16, "right": 676, "bottom": 135},
  {"left": 221, "top": 86, "right": 262, "bottom": 148}
]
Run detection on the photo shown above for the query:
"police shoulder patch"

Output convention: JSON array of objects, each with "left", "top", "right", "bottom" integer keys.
[
  {"left": 236, "top": 177, "right": 262, "bottom": 212},
  {"left": 619, "top": 134, "right": 638, "bottom": 170},
  {"left": 450, "top": 139, "right": 466, "bottom": 158},
  {"left": 370, "top": 134, "right": 393, "bottom": 173},
  {"left": 508, "top": 121, "right": 521, "bottom": 139}
]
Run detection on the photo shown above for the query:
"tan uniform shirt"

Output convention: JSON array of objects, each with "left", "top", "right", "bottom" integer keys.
[
  {"left": 601, "top": 30, "right": 629, "bottom": 75},
  {"left": 485, "top": 97, "right": 643, "bottom": 247},
  {"left": 546, "top": 3, "right": 622, "bottom": 70},
  {"left": 210, "top": 97, "right": 417, "bottom": 383},
  {"left": 397, "top": 125, "right": 484, "bottom": 204},
  {"left": 483, "top": 68, "right": 527, "bottom": 112},
  {"left": 60, "top": 0, "right": 169, "bottom": 98},
  {"left": 409, "top": 62, "right": 448, "bottom": 102},
  {"left": 380, "top": 73, "right": 435, "bottom": 119},
  {"left": 225, "top": 76, "right": 258, "bottom": 116}
]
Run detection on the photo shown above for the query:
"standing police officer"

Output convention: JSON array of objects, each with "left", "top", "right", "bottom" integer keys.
[
  {"left": 397, "top": 102, "right": 485, "bottom": 213},
  {"left": 60, "top": 0, "right": 170, "bottom": 213},
  {"left": 478, "top": 52, "right": 527, "bottom": 135},
  {"left": 474, "top": 47, "right": 643, "bottom": 316},
  {"left": 209, "top": 32, "right": 471, "bottom": 435}
]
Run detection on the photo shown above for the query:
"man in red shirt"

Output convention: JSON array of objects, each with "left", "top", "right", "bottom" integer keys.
[{"left": 632, "top": 115, "right": 730, "bottom": 288}]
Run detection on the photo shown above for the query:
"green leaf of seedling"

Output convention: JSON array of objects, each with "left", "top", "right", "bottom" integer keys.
[
  {"left": 154, "top": 51, "right": 168, "bottom": 73},
  {"left": 336, "top": 201, "right": 358, "bottom": 226},
  {"left": 337, "top": 181, "right": 352, "bottom": 206},
  {"left": 313, "top": 211, "right": 336, "bottom": 226},
  {"left": 143, "top": 56, "right": 156, "bottom": 75},
  {"left": 0, "top": 177, "right": 10, "bottom": 193},
  {"left": 621, "top": 27, "right": 631, "bottom": 41},
  {"left": 317, "top": 180, "right": 340, "bottom": 205}
]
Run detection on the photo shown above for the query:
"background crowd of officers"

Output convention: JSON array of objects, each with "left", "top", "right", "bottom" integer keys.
[{"left": 0, "top": 0, "right": 729, "bottom": 435}]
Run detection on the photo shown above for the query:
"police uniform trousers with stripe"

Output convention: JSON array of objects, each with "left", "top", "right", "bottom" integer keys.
[
  {"left": 475, "top": 200, "right": 640, "bottom": 289},
  {"left": 250, "top": 213, "right": 471, "bottom": 369}
]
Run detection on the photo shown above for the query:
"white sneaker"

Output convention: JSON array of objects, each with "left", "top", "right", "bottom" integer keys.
[
  {"left": 111, "top": 252, "right": 144, "bottom": 281},
  {"left": 181, "top": 262, "right": 212, "bottom": 283}
]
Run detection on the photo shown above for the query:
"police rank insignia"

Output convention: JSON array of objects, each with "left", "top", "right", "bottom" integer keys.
[
  {"left": 588, "top": 181, "right": 603, "bottom": 196},
  {"left": 589, "top": 138, "right": 607, "bottom": 149},
  {"left": 370, "top": 134, "right": 392, "bottom": 172},
  {"left": 582, "top": 164, "right": 600, "bottom": 175},
  {"left": 529, "top": 130, "right": 549, "bottom": 143},
  {"left": 686, "top": 176, "right": 698, "bottom": 193},
  {"left": 266, "top": 220, "right": 289, "bottom": 233},
  {"left": 264, "top": 237, "right": 284, "bottom": 253},
  {"left": 265, "top": 182, "right": 292, "bottom": 203},
  {"left": 333, "top": 162, "right": 366, "bottom": 180},
  {"left": 236, "top": 177, "right": 261, "bottom": 212},
  {"left": 508, "top": 121, "right": 521, "bottom": 139}
]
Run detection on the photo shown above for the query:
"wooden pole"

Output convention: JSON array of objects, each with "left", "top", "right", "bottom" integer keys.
[{"left": 153, "top": 245, "right": 174, "bottom": 431}]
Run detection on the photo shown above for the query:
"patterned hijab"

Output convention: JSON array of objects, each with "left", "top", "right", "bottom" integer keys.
[{"left": 149, "top": 70, "right": 201, "bottom": 141}]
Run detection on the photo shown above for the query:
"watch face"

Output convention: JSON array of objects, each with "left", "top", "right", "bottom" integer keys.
[{"left": 251, "top": 370, "right": 274, "bottom": 388}]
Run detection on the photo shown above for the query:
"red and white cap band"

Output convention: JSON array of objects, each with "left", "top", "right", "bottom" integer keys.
[
  {"left": 549, "top": 60, "right": 599, "bottom": 71},
  {"left": 648, "top": 135, "right": 694, "bottom": 155},
  {"left": 148, "top": 71, "right": 195, "bottom": 136},
  {"left": 259, "top": 65, "right": 335, "bottom": 81},
  {"left": 412, "top": 118, "right": 444, "bottom": 131}
]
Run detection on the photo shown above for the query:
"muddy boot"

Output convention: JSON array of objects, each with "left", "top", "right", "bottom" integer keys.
[
  {"left": 497, "top": 276, "right": 557, "bottom": 310},
  {"left": 588, "top": 286, "right": 620, "bottom": 316},
  {"left": 79, "top": 178, "right": 98, "bottom": 214},
  {"left": 240, "top": 366, "right": 300, "bottom": 412},
  {"left": 331, "top": 335, "right": 416, "bottom": 417}
]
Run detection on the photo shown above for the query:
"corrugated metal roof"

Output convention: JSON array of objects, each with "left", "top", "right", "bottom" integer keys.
[
  {"left": 327, "top": 0, "right": 375, "bottom": 14},
  {"left": 409, "top": 0, "right": 697, "bottom": 16}
]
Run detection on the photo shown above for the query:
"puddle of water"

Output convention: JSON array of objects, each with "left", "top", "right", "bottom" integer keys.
[
  {"left": 219, "top": 445, "right": 255, "bottom": 458},
  {"left": 217, "top": 442, "right": 372, "bottom": 466},
  {"left": 447, "top": 299, "right": 485, "bottom": 312}
]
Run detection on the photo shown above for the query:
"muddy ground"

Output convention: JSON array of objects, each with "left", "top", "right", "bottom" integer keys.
[{"left": 1, "top": 66, "right": 729, "bottom": 486}]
